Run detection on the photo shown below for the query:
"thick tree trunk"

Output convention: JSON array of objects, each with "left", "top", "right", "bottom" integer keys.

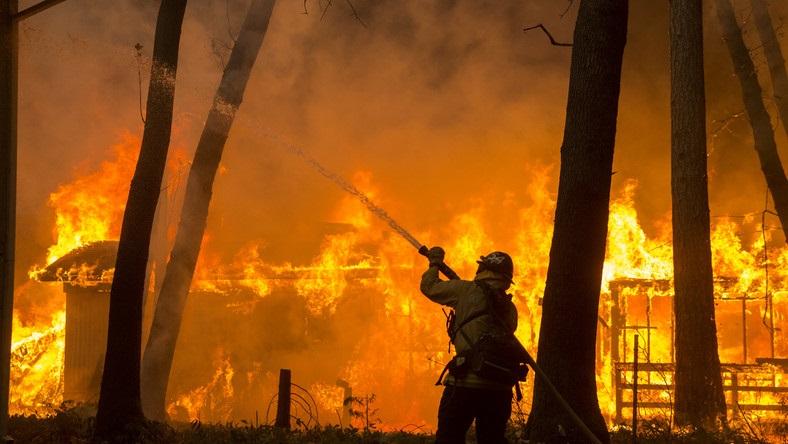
[
  {"left": 0, "top": 1, "right": 17, "bottom": 438},
  {"left": 140, "top": 0, "right": 276, "bottom": 421},
  {"left": 751, "top": 0, "right": 788, "bottom": 138},
  {"left": 670, "top": 0, "right": 727, "bottom": 430},
  {"left": 715, "top": 0, "right": 788, "bottom": 242},
  {"left": 525, "top": 1, "right": 627, "bottom": 442},
  {"left": 94, "top": 0, "right": 187, "bottom": 437}
]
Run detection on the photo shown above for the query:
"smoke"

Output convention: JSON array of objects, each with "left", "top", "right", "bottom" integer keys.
[{"left": 250, "top": 124, "right": 424, "bottom": 249}]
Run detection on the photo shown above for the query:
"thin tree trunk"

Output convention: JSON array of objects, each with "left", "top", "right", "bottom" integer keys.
[
  {"left": 140, "top": 0, "right": 276, "bottom": 421},
  {"left": 671, "top": 0, "right": 727, "bottom": 430},
  {"left": 716, "top": 0, "right": 788, "bottom": 242},
  {"left": 525, "top": 1, "right": 627, "bottom": 442},
  {"left": 751, "top": 0, "right": 788, "bottom": 138},
  {"left": 94, "top": 0, "right": 187, "bottom": 437}
]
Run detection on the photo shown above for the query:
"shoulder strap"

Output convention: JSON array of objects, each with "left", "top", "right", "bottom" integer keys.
[
  {"left": 473, "top": 280, "right": 514, "bottom": 334},
  {"left": 448, "top": 281, "right": 508, "bottom": 348},
  {"left": 475, "top": 281, "right": 531, "bottom": 360}
]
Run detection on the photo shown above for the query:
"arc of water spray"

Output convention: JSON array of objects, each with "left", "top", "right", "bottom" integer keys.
[
  {"left": 279, "top": 135, "right": 423, "bottom": 250},
  {"left": 244, "top": 122, "right": 460, "bottom": 279},
  {"left": 238, "top": 121, "right": 604, "bottom": 444}
]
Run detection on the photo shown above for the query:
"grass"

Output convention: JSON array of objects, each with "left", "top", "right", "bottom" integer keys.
[
  {"left": 608, "top": 418, "right": 785, "bottom": 444},
  {"left": 8, "top": 411, "right": 432, "bottom": 444},
  {"left": 8, "top": 411, "right": 786, "bottom": 443}
]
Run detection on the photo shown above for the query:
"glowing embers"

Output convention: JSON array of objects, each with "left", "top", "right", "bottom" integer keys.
[
  {"left": 167, "top": 353, "right": 235, "bottom": 422},
  {"left": 10, "top": 310, "right": 66, "bottom": 415}
]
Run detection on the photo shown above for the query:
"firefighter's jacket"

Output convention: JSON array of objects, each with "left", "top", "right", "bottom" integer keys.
[{"left": 420, "top": 267, "right": 517, "bottom": 391}]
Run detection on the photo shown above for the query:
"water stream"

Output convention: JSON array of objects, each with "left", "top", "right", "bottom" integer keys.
[{"left": 242, "top": 120, "right": 424, "bottom": 251}]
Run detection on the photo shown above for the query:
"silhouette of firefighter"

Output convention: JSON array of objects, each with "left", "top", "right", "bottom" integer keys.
[{"left": 421, "top": 247, "right": 529, "bottom": 444}]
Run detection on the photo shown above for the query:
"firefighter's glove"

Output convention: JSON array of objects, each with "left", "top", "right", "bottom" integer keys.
[{"left": 427, "top": 246, "right": 446, "bottom": 267}]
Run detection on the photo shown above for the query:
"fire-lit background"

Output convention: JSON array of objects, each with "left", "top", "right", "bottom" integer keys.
[{"left": 10, "top": 0, "right": 788, "bottom": 432}]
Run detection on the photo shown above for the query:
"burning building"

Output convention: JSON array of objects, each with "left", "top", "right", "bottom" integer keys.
[
  {"left": 34, "top": 241, "right": 116, "bottom": 405},
  {"left": 603, "top": 277, "right": 788, "bottom": 423}
]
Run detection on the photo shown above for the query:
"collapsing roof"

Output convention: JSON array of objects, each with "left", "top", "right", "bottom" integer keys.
[{"left": 35, "top": 241, "right": 118, "bottom": 283}]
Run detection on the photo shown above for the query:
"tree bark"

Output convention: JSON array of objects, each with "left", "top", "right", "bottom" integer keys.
[
  {"left": 94, "top": 0, "right": 187, "bottom": 437},
  {"left": 0, "top": 1, "right": 17, "bottom": 438},
  {"left": 525, "top": 1, "right": 627, "bottom": 442},
  {"left": 140, "top": 0, "right": 276, "bottom": 421},
  {"left": 751, "top": 0, "right": 788, "bottom": 138},
  {"left": 670, "top": 0, "right": 727, "bottom": 430},
  {"left": 715, "top": 0, "right": 788, "bottom": 242}
]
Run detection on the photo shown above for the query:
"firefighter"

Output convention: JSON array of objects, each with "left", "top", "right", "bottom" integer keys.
[{"left": 421, "top": 246, "right": 523, "bottom": 444}]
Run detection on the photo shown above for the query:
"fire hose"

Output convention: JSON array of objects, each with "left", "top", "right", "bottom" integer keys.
[{"left": 416, "top": 246, "right": 603, "bottom": 444}]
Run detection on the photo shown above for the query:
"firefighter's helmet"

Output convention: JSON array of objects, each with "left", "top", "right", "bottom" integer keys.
[{"left": 476, "top": 251, "right": 514, "bottom": 283}]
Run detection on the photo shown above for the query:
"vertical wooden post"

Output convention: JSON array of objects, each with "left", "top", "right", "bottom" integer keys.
[
  {"left": 336, "top": 379, "right": 352, "bottom": 427},
  {"left": 632, "top": 334, "right": 638, "bottom": 443},
  {"left": 274, "top": 368, "right": 291, "bottom": 429},
  {"left": 610, "top": 284, "right": 621, "bottom": 394},
  {"left": 0, "top": 0, "right": 17, "bottom": 439},
  {"left": 741, "top": 297, "right": 748, "bottom": 364},
  {"left": 768, "top": 292, "right": 775, "bottom": 359},
  {"left": 731, "top": 372, "right": 739, "bottom": 420},
  {"left": 614, "top": 364, "right": 622, "bottom": 424}
]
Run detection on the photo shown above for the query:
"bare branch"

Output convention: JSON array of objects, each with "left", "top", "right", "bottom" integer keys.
[
  {"left": 303, "top": 0, "right": 367, "bottom": 27},
  {"left": 711, "top": 110, "right": 746, "bottom": 137},
  {"left": 523, "top": 23, "right": 572, "bottom": 47},
  {"left": 226, "top": 0, "right": 238, "bottom": 43},
  {"left": 344, "top": 0, "right": 368, "bottom": 28},
  {"left": 559, "top": 0, "right": 576, "bottom": 20},
  {"left": 320, "top": 0, "right": 333, "bottom": 21}
]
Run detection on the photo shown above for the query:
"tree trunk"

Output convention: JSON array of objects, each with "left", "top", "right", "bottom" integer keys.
[
  {"left": 94, "top": 0, "right": 187, "bottom": 437},
  {"left": 525, "top": 1, "right": 627, "bottom": 442},
  {"left": 670, "top": 0, "right": 727, "bottom": 430},
  {"left": 0, "top": 1, "right": 17, "bottom": 438},
  {"left": 140, "top": 0, "right": 276, "bottom": 421},
  {"left": 751, "top": 0, "right": 788, "bottom": 138},
  {"left": 715, "top": 0, "right": 788, "bottom": 242}
]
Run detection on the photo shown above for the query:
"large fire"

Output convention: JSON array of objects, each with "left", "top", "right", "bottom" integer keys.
[{"left": 11, "top": 140, "right": 787, "bottom": 432}]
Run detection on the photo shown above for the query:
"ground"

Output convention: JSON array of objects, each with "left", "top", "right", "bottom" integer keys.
[{"left": 7, "top": 410, "right": 784, "bottom": 443}]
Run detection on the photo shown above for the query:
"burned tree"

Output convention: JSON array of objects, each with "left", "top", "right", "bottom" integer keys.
[
  {"left": 715, "top": 0, "right": 788, "bottom": 242},
  {"left": 751, "top": 0, "right": 788, "bottom": 137},
  {"left": 525, "top": 0, "right": 627, "bottom": 442},
  {"left": 94, "top": 0, "right": 187, "bottom": 436},
  {"left": 671, "top": 0, "right": 727, "bottom": 429},
  {"left": 140, "top": 0, "right": 276, "bottom": 421}
]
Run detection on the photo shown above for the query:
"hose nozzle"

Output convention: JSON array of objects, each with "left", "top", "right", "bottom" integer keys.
[{"left": 418, "top": 245, "right": 461, "bottom": 281}]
